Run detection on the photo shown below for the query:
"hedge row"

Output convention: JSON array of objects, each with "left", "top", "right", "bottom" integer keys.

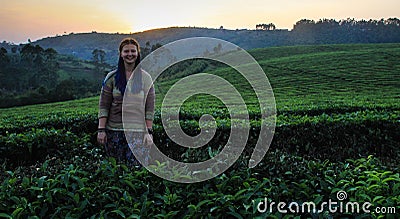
[
  {"left": 1, "top": 115, "right": 398, "bottom": 167},
  {"left": 1, "top": 153, "right": 398, "bottom": 218}
]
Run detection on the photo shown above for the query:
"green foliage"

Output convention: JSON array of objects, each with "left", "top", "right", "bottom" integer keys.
[
  {"left": 0, "top": 151, "right": 398, "bottom": 218},
  {"left": 0, "top": 43, "right": 398, "bottom": 218},
  {"left": 0, "top": 45, "right": 108, "bottom": 108},
  {"left": 19, "top": 17, "right": 400, "bottom": 65}
]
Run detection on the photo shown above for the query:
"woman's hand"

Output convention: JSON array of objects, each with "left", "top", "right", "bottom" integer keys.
[
  {"left": 97, "top": 131, "right": 107, "bottom": 145},
  {"left": 143, "top": 133, "right": 153, "bottom": 146}
]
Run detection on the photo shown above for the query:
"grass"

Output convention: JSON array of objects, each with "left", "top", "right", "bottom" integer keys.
[
  {"left": 1, "top": 43, "right": 399, "bottom": 127},
  {"left": 0, "top": 43, "right": 399, "bottom": 218}
]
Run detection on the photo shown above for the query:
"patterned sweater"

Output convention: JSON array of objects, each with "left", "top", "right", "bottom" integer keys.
[{"left": 98, "top": 69, "right": 155, "bottom": 131}]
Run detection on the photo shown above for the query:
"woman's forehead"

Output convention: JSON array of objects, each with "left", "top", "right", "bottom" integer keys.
[{"left": 122, "top": 44, "right": 137, "bottom": 50}]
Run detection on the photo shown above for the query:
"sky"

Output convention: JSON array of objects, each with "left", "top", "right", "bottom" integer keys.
[{"left": 1, "top": 0, "right": 399, "bottom": 44}]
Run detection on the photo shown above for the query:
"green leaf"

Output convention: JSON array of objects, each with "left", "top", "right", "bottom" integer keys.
[
  {"left": 111, "top": 210, "right": 126, "bottom": 218},
  {"left": 210, "top": 206, "right": 219, "bottom": 212},
  {"left": 331, "top": 188, "right": 343, "bottom": 194},
  {"left": 21, "top": 177, "right": 30, "bottom": 188},
  {"left": 72, "top": 176, "right": 84, "bottom": 188},
  {"left": 0, "top": 213, "right": 12, "bottom": 219},
  {"left": 234, "top": 189, "right": 248, "bottom": 199},
  {"left": 227, "top": 211, "right": 243, "bottom": 219},
  {"left": 73, "top": 193, "right": 80, "bottom": 204},
  {"left": 11, "top": 208, "right": 24, "bottom": 218},
  {"left": 382, "top": 177, "right": 397, "bottom": 183},
  {"left": 123, "top": 180, "right": 136, "bottom": 191},
  {"left": 105, "top": 203, "right": 116, "bottom": 208},
  {"left": 313, "top": 195, "right": 323, "bottom": 204},
  {"left": 10, "top": 196, "right": 20, "bottom": 204},
  {"left": 357, "top": 194, "right": 371, "bottom": 202},
  {"left": 127, "top": 214, "right": 140, "bottom": 219},
  {"left": 283, "top": 215, "right": 296, "bottom": 219},
  {"left": 196, "top": 200, "right": 211, "bottom": 208},
  {"left": 187, "top": 204, "right": 197, "bottom": 212},
  {"left": 368, "top": 184, "right": 379, "bottom": 191},
  {"left": 372, "top": 196, "right": 384, "bottom": 203}
]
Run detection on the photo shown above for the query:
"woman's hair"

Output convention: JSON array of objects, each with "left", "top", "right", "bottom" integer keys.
[{"left": 115, "top": 38, "right": 142, "bottom": 94}]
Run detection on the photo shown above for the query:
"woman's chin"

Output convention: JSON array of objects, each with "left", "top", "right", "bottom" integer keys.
[{"left": 124, "top": 60, "right": 136, "bottom": 64}]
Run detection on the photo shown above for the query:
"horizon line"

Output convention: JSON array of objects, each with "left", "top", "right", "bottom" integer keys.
[{"left": 2, "top": 16, "right": 399, "bottom": 45}]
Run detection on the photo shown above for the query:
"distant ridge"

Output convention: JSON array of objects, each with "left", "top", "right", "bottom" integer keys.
[
  {"left": 2, "top": 18, "right": 399, "bottom": 64},
  {"left": 32, "top": 27, "right": 292, "bottom": 64}
]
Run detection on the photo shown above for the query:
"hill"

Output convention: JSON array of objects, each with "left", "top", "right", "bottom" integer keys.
[
  {"left": 0, "top": 43, "right": 399, "bottom": 218},
  {"left": 1, "top": 17, "right": 398, "bottom": 65},
  {"left": 1, "top": 43, "right": 399, "bottom": 119},
  {"left": 32, "top": 24, "right": 400, "bottom": 65},
  {"left": 31, "top": 27, "right": 292, "bottom": 64},
  {"left": 0, "top": 45, "right": 110, "bottom": 108},
  {"left": 156, "top": 43, "right": 400, "bottom": 111},
  {"left": 1, "top": 43, "right": 398, "bottom": 139}
]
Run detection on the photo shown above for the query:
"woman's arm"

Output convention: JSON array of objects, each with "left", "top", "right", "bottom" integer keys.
[
  {"left": 144, "top": 83, "right": 155, "bottom": 145},
  {"left": 97, "top": 73, "right": 114, "bottom": 144}
]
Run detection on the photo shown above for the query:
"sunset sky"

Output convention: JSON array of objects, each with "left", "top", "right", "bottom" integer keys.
[{"left": 1, "top": 0, "right": 399, "bottom": 43}]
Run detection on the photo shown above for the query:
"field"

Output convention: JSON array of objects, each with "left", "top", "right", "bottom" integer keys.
[{"left": 0, "top": 43, "right": 399, "bottom": 218}]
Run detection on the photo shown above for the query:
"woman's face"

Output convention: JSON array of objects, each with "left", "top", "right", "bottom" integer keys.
[{"left": 120, "top": 44, "right": 138, "bottom": 65}]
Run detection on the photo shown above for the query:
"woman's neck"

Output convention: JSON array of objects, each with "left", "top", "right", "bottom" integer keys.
[{"left": 125, "top": 63, "right": 135, "bottom": 80}]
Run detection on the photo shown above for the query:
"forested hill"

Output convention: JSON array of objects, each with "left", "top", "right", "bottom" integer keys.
[{"left": 2, "top": 18, "right": 400, "bottom": 64}]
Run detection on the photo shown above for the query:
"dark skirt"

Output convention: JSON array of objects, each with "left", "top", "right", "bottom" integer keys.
[{"left": 104, "top": 130, "right": 149, "bottom": 167}]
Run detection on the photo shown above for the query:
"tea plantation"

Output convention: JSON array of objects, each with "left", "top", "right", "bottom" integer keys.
[{"left": 0, "top": 43, "right": 399, "bottom": 218}]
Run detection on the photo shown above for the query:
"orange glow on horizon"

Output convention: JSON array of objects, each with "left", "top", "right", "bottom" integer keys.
[{"left": 1, "top": 0, "right": 399, "bottom": 43}]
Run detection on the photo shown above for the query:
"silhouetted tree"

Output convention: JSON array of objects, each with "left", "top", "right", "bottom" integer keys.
[
  {"left": 256, "top": 23, "right": 276, "bottom": 30},
  {"left": 141, "top": 41, "right": 163, "bottom": 58},
  {"left": 20, "top": 44, "right": 36, "bottom": 65},
  {"left": 92, "top": 48, "right": 106, "bottom": 73},
  {"left": 0, "top": 47, "right": 9, "bottom": 64}
]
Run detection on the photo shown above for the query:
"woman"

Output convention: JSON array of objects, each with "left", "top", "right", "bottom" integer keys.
[{"left": 97, "top": 38, "right": 155, "bottom": 167}]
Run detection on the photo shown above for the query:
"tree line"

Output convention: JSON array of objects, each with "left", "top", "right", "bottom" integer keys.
[
  {"left": 0, "top": 44, "right": 103, "bottom": 108},
  {"left": 293, "top": 18, "right": 400, "bottom": 31},
  {"left": 255, "top": 18, "right": 400, "bottom": 31},
  {"left": 290, "top": 18, "right": 400, "bottom": 44},
  {"left": 1, "top": 17, "right": 397, "bottom": 65},
  {"left": 0, "top": 41, "right": 164, "bottom": 108},
  {"left": 254, "top": 17, "right": 400, "bottom": 45}
]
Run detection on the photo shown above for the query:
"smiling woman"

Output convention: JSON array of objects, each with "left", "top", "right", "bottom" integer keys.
[{"left": 97, "top": 37, "right": 155, "bottom": 167}]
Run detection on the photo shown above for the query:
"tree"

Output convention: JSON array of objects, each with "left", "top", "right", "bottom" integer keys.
[
  {"left": 92, "top": 49, "right": 105, "bottom": 64},
  {"left": 213, "top": 43, "right": 222, "bottom": 54},
  {"left": 33, "top": 45, "right": 45, "bottom": 66},
  {"left": 92, "top": 48, "right": 106, "bottom": 73},
  {"left": 141, "top": 42, "right": 163, "bottom": 58},
  {"left": 11, "top": 46, "right": 17, "bottom": 54},
  {"left": 20, "top": 44, "right": 36, "bottom": 65},
  {"left": 141, "top": 41, "right": 152, "bottom": 58},
  {"left": 268, "top": 23, "right": 276, "bottom": 30},
  {"left": 19, "top": 44, "right": 59, "bottom": 88},
  {"left": 293, "top": 19, "right": 315, "bottom": 31},
  {"left": 92, "top": 49, "right": 100, "bottom": 63},
  {"left": 0, "top": 47, "right": 9, "bottom": 64},
  {"left": 256, "top": 23, "right": 276, "bottom": 30},
  {"left": 151, "top": 43, "right": 162, "bottom": 52}
]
